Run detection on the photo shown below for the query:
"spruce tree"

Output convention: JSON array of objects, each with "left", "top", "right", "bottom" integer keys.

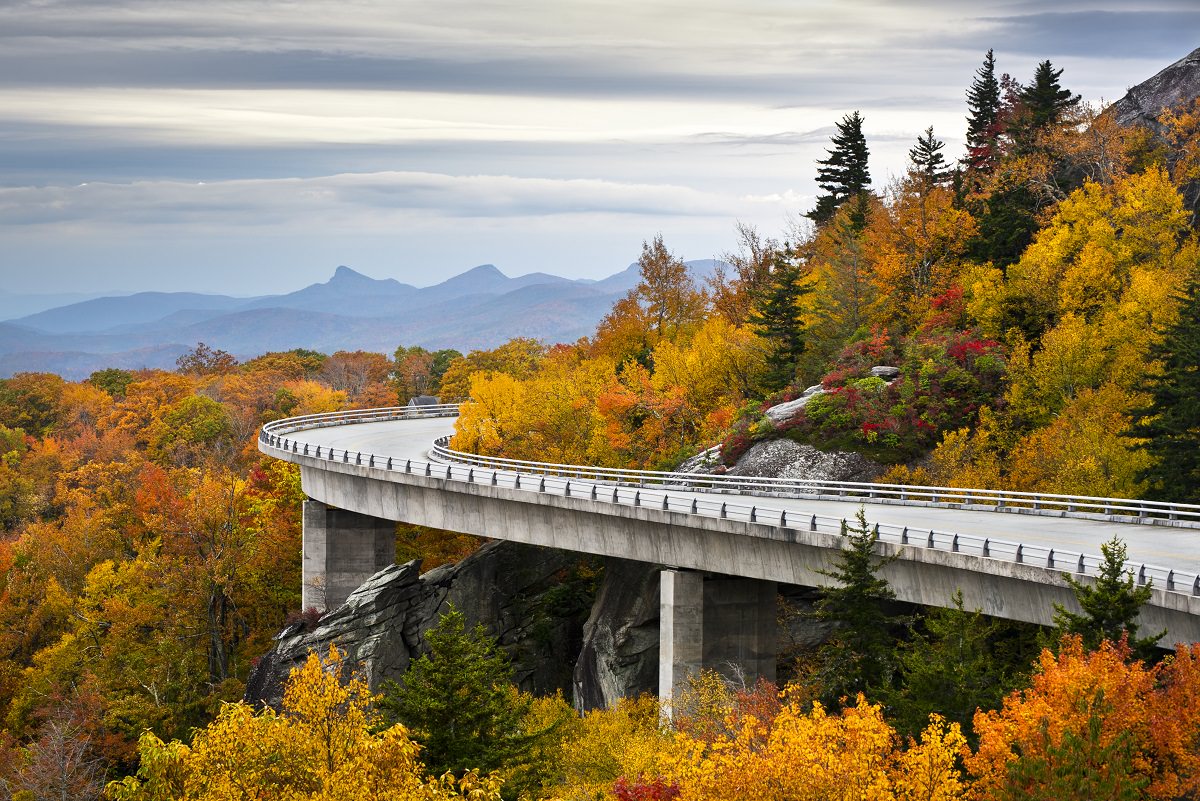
[
  {"left": 1020, "top": 60, "right": 1082, "bottom": 130},
  {"left": 813, "top": 509, "right": 901, "bottom": 705},
  {"left": 1053, "top": 537, "right": 1164, "bottom": 658},
  {"left": 908, "top": 126, "right": 952, "bottom": 189},
  {"left": 747, "top": 247, "right": 813, "bottom": 392},
  {"left": 965, "top": 49, "right": 1002, "bottom": 172},
  {"left": 381, "top": 606, "right": 534, "bottom": 779},
  {"left": 888, "top": 590, "right": 1023, "bottom": 742},
  {"left": 807, "top": 111, "right": 871, "bottom": 227},
  {"left": 1005, "top": 59, "right": 1081, "bottom": 156},
  {"left": 1131, "top": 279, "right": 1200, "bottom": 503}
]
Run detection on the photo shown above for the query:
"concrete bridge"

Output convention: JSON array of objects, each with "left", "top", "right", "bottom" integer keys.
[{"left": 260, "top": 406, "right": 1200, "bottom": 700}]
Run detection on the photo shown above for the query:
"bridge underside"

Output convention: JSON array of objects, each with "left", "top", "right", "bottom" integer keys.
[{"left": 300, "top": 497, "right": 780, "bottom": 701}]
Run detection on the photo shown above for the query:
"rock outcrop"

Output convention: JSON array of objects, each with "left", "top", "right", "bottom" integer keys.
[
  {"left": 1112, "top": 47, "right": 1200, "bottom": 131},
  {"left": 572, "top": 559, "right": 662, "bottom": 710},
  {"left": 245, "top": 540, "right": 596, "bottom": 708},
  {"left": 764, "top": 384, "right": 826, "bottom": 424},
  {"left": 726, "top": 438, "right": 882, "bottom": 483}
]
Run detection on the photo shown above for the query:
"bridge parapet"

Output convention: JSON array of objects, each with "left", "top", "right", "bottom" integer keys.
[{"left": 260, "top": 406, "right": 1200, "bottom": 528}]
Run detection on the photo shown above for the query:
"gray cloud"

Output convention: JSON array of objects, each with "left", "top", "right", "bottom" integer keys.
[
  {"left": 972, "top": 11, "right": 1200, "bottom": 59},
  {"left": 0, "top": 171, "right": 784, "bottom": 227},
  {"left": 0, "top": 0, "right": 1193, "bottom": 295}
]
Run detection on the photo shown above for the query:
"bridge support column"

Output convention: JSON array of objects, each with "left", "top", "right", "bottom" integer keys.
[
  {"left": 302, "top": 499, "right": 395, "bottom": 612},
  {"left": 659, "top": 570, "right": 777, "bottom": 708},
  {"left": 659, "top": 570, "right": 704, "bottom": 706}
]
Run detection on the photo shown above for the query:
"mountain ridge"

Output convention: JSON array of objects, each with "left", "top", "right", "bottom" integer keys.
[{"left": 1, "top": 259, "right": 720, "bottom": 379}]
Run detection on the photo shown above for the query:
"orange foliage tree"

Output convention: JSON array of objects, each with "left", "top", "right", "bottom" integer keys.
[{"left": 967, "top": 637, "right": 1200, "bottom": 800}]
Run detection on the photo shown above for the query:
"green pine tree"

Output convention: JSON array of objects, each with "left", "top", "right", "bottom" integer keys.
[
  {"left": 908, "top": 126, "right": 952, "bottom": 190},
  {"left": 1053, "top": 537, "right": 1164, "bottom": 658},
  {"left": 1020, "top": 60, "right": 1082, "bottom": 130},
  {"left": 747, "top": 247, "right": 813, "bottom": 392},
  {"left": 381, "top": 606, "right": 534, "bottom": 780},
  {"left": 1131, "top": 279, "right": 1200, "bottom": 503},
  {"left": 965, "top": 49, "right": 1002, "bottom": 172},
  {"left": 807, "top": 111, "right": 872, "bottom": 227},
  {"left": 813, "top": 509, "right": 901, "bottom": 706},
  {"left": 887, "top": 590, "right": 1030, "bottom": 742}
]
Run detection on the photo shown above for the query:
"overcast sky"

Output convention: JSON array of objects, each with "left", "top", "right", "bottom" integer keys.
[{"left": 2, "top": 1, "right": 1197, "bottom": 295}]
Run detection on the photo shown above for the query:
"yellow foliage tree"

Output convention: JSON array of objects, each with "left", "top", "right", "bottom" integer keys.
[
  {"left": 106, "top": 645, "right": 502, "bottom": 801},
  {"left": 806, "top": 200, "right": 883, "bottom": 349},
  {"left": 657, "top": 694, "right": 968, "bottom": 801},
  {"left": 552, "top": 694, "right": 668, "bottom": 801},
  {"left": 867, "top": 179, "right": 976, "bottom": 330},
  {"left": 438, "top": 339, "right": 547, "bottom": 403},
  {"left": 1160, "top": 96, "right": 1200, "bottom": 222}
]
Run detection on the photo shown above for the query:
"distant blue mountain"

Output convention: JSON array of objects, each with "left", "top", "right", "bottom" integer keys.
[
  {"left": 0, "top": 290, "right": 132, "bottom": 321},
  {"left": 0, "top": 260, "right": 726, "bottom": 379},
  {"left": 15, "top": 292, "right": 251, "bottom": 334}
]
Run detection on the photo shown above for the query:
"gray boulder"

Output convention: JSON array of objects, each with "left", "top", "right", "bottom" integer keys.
[
  {"left": 675, "top": 445, "right": 722, "bottom": 474},
  {"left": 727, "top": 438, "right": 882, "bottom": 483},
  {"left": 870, "top": 365, "right": 901, "bottom": 380},
  {"left": 763, "top": 384, "right": 826, "bottom": 424}
]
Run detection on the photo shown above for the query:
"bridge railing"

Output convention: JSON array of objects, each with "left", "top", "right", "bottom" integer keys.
[
  {"left": 260, "top": 406, "right": 1200, "bottom": 526},
  {"left": 261, "top": 404, "right": 460, "bottom": 437},
  {"left": 258, "top": 422, "right": 1200, "bottom": 597},
  {"left": 426, "top": 438, "right": 1200, "bottom": 527}
]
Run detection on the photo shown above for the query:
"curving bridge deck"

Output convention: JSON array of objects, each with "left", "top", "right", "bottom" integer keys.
[{"left": 260, "top": 406, "right": 1200, "bottom": 699}]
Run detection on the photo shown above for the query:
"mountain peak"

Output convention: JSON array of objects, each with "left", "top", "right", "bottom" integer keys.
[
  {"left": 330, "top": 265, "right": 372, "bottom": 283},
  {"left": 460, "top": 264, "right": 507, "bottom": 280}
]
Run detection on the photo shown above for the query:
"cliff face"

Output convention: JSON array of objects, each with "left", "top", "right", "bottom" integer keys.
[
  {"left": 245, "top": 538, "right": 835, "bottom": 711},
  {"left": 1111, "top": 47, "right": 1200, "bottom": 130},
  {"left": 245, "top": 541, "right": 602, "bottom": 708}
]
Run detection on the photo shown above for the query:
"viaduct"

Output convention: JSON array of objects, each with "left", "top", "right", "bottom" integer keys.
[{"left": 260, "top": 406, "right": 1200, "bottom": 701}]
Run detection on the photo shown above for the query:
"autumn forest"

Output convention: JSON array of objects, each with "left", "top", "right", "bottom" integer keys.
[{"left": 3, "top": 50, "right": 1200, "bottom": 800}]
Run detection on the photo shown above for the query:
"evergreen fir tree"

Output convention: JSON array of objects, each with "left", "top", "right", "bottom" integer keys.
[
  {"left": 1006, "top": 59, "right": 1081, "bottom": 156},
  {"left": 908, "top": 126, "right": 952, "bottom": 189},
  {"left": 1131, "top": 279, "right": 1200, "bottom": 503},
  {"left": 1053, "top": 537, "right": 1164, "bottom": 659},
  {"left": 747, "top": 247, "right": 813, "bottom": 392},
  {"left": 807, "top": 111, "right": 871, "bottom": 227},
  {"left": 888, "top": 590, "right": 1025, "bottom": 742},
  {"left": 965, "top": 49, "right": 1002, "bottom": 172},
  {"left": 971, "top": 180, "right": 1040, "bottom": 269},
  {"left": 381, "top": 606, "right": 534, "bottom": 779},
  {"left": 1020, "top": 60, "right": 1082, "bottom": 130},
  {"left": 813, "top": 509, "right": 901, "bottom": 705}
]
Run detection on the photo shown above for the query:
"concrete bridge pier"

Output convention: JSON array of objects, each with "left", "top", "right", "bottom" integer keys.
[
  {"left": 659, "top": 569, "right": 777, "bottom": 707},
  {"left": 302, "top": 499, "right": 395, "bottom": 612}
]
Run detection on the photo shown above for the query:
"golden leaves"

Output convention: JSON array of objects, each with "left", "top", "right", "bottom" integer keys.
[{"left": 108, "top": 645, "right": 503, "bottom": 801}]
